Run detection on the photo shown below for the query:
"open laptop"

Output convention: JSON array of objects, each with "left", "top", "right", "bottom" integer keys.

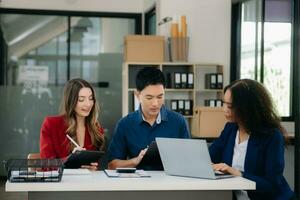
[{"left": 156, "top": 137, "right": 234, "bottom": 179}]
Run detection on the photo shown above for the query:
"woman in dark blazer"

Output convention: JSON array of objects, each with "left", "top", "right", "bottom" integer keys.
[{"left": 209, "top": 79, "right": 294, "bottom": 200}]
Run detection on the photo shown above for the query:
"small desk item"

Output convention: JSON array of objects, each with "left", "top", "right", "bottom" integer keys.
[
  {"left": 156, "top": 137, "right": 234, "bottom": 179},
  {"left": 137, "top": 141, "right": 163, "bottom": 170},
  {"left": 64, "top": 150, "right": 105, "bottom": 169},
  {"left": 5, "top": 159, "right": 64, "bottom": 182},
  {"left": 104, "top": 169, "right": 150, "bottom": 178},
  {"left": 63, "top": 169, "right": 91, "bottom": 175},
  {"left": 116, "top": 168, "right": 136, "bottom": 173}
]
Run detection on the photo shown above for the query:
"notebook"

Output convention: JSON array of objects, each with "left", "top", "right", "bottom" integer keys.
[{"left": 156, "top": 137, "right": 234, "bottom": 179}]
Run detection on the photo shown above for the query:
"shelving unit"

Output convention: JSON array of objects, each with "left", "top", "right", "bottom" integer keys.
[{"left": 122, "top": 62, "right": 224, "bottom": 137}]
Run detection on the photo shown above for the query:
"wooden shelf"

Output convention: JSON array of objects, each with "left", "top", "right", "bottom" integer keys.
[
  {"left": 196, "top": 89, "right": 223, "bottom": 92},
  {"left": 165, "top": 89, "right": 194, "bottom": 92}
]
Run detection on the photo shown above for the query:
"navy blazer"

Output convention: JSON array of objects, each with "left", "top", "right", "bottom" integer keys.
[{"left": 209, "top": 122, "right": 294, "bottom": 200}]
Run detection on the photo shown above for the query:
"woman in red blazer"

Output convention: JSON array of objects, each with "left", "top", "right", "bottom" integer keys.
[{"left": 40, "top": 78, "right": 105, "bottom": 170}]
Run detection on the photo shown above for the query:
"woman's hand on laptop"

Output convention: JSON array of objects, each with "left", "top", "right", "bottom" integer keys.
[{"left": 212, "top": 163, "right": 242, "bottom": 177}]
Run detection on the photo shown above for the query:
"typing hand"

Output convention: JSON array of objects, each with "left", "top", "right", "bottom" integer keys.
[
  {"left": 72, "top": 146, "right": 86, "bottom": 153},
  {"left": 132, "top": 148, "right": 148, "bottom": 166},
  {"left": 81, "top": 162, "right": 99, "bottom": 171},
  {"left": 212, "top": 163, "right": 242, "bottom": 176}
]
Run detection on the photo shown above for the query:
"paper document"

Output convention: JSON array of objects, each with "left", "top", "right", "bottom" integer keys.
[
  {"left": 63, "top": 169, "right": 91, "bottom": 175},
  {"left": 104, "top": 169, "right": 150, "bottom": 178}
]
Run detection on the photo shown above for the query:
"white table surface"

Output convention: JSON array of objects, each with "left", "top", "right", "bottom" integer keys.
[{"left": 6, "top": 170, "right": 255, "bottom": 192}]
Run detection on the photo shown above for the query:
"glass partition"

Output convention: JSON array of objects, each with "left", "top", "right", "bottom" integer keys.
[{"left": 0, "top": 12, "right": 138, "bottom": 174}]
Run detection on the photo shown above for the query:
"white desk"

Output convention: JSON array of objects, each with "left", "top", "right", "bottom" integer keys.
[{"left": 6, "top": 170, "right": 255, "bottom": 200}]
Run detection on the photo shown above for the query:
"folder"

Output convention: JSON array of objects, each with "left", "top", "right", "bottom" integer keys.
[
  {"left": 205, "top": 74, "right": 217, "bottom": 89},
  {"left": 205, "top": 99, "right": 215, "bottom": 107},
  {"left": 166, "top": 73, "right": 173, "bottom": 88},
  {"left": 184, "top": 100, "right": 193, "bottom": 115},
  {"left": 187, "top": 73, "right": 194, "bottom": 88},
  {"left": 216, "top": 99, "right": 223, "bottom": 107},
  {"left": 171, "top": 100, "right": 178, "bottom": 112},
  {"left": 174, "top": 72, "right": 181, "bottom": 88},
  {"left": 217, "top": 74, "right": 223, "bottom": 89},
  {"left": 181, "top": 73, "right": 187, "bottom": 88},
  {"left": 178, "top": 100, "right": 184, "bottom": 114}
]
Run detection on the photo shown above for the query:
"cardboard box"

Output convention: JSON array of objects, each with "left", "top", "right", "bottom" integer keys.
[
  {"left": 191, "top": 107, "right": 227, "bottom": 138},
  {"left": 124, "top": 35, "right": 165, "bottom": 62}
]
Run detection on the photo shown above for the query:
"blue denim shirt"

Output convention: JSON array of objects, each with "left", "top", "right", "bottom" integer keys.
[{"left": 108, "top": 106, "right": 190, "bottom": 166}]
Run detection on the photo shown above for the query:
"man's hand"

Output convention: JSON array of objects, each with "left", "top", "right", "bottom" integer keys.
[
  {"left": 131, "top": 148, "right": 148, "bottom": 166},
  {"left": 81, "top": 162, "right": 99, "bottom": 171}
]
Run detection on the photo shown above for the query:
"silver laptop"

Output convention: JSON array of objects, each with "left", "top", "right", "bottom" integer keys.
[{"left": 156, "top": 137, "right": 234, "bottom": 179}]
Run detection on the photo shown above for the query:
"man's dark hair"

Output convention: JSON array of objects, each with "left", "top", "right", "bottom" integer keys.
[{"left": 135, "top": 67, "right": 166, "bottom": 91}]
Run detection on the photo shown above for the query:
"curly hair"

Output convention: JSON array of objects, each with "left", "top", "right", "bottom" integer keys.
[{"left": 224, "top": 79, "right": 287, "bottom": 138}]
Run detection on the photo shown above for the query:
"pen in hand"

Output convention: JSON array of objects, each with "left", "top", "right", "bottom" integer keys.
[{"left": 66, "top": 134, "right": 85, "bottom": 152}]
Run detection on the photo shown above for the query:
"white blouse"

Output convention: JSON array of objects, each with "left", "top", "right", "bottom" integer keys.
[{"left": 232, "top": 130, "right": 250, "bottom": 200}]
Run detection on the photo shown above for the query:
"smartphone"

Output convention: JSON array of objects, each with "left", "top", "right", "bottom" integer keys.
[{"left": 116, "top": 167, "right": 136, "bottom": 173}]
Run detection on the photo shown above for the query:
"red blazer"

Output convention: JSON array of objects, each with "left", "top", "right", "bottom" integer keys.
[{"left": 40, "top": 115, "right": 103, "bottom": 159}]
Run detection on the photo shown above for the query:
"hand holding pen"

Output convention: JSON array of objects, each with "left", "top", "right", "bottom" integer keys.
[
  {"left": 66, "top": 134, "right": 98, "bottom": 170},
  {"left": 66, "top": 134, "right": 86, "bottom": 153}
]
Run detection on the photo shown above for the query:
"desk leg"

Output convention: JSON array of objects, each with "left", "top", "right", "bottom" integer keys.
[{"left": 29, "top": 190, "right": 232, "bottom": 200}]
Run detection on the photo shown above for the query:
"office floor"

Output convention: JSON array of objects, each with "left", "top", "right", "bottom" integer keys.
[{"left": 0, "top": 178, "right": 27, "bottom": 200}]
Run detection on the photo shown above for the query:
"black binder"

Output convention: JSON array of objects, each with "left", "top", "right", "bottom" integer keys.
[
  {"left": 187, "top": 73, "right": 194, "bottom": 88},
  {"left": 174, "top": 72, "right": 181, "bottom": 88},
  {"left": 205, "top": 74, "right": 217, "bottom": 89},
  {"left": 204, "top": 99, "right": 216, "bottom": 107},
  {"left": 178, "top": 100, "right": 185, "bottom": 114},
  {"left": 166, "top": 73, "right": 173, "bottom": 88},
  {"left": 181, "top": 73, "right": 187, "bottom": 88},
  {"left": 171, "top": 100, "right": 178, "bottom": 112},
  {"left": 216, "top": 99, "right": 223, "bottom": 107},
  {"left": 217, "top": 74, "right": 223, "bottom": 89},
  {"left": 184, "top": 100, "right": 193, "bottom": 115}
]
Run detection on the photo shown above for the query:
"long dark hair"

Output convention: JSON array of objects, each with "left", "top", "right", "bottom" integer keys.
[
  {"left": 224, "top": 79, "right": 287, "bottom": 137},
  {"left": 59, "top": 78, "right": 105, "bottom": 151}
]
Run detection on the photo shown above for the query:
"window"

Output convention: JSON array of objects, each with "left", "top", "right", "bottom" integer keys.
[
  {"left": 233, "top": 0, "right": 293, "bottom": 118},
  {"left": 0, "top": 9, "right": 141, "bottom": 174},
  {"left": 145, "top": 6, "right": 156, "bottom": 35}
]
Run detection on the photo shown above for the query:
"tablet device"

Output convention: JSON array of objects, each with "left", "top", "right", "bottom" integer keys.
[
  {"left": 64, "top": 150, "right": 105, "bottom": 169},
  {"left": 137, "top": 141, "right": 163, "bottom": 170}
]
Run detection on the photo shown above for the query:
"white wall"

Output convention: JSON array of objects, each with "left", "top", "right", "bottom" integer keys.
[
  {"left": 1, "top": 0, "right": 231, "bottom": 86},
  {"left": 156, "top": 0, "right": 231, "bottom": 86},
  {"left": 0, "top": 0, "right": 144, "bottom": 13}
]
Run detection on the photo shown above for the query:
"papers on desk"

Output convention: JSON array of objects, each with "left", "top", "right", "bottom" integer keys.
[
  {"left": 104, "top": 169, "right": 151, "bottom": 178},
  {"left": 63, "top": 169, "right": 92, "bottom": 175}
]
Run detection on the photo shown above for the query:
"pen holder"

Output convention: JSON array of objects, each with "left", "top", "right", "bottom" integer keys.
[{"left": 168, "top": 37, "right": 189, "bottom": 62}]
